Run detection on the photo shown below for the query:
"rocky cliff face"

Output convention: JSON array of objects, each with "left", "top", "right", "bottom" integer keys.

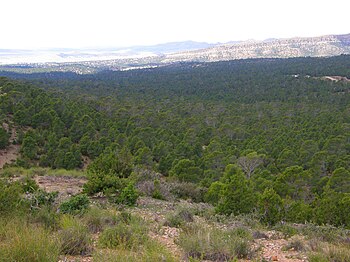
[{"left": 163, "top": 34, "right": 350, "bottom": 63}]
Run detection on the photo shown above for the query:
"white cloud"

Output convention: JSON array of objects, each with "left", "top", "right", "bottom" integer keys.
[{"left": 1, "top": 0, "right": 349, "bottom": 49}]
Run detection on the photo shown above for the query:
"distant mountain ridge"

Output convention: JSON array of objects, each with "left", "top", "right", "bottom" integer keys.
[
  {"left": 129, "top": 41, "right": 216, "bottom": 54},
  {"left": 0, "top": 33, "right": 350, "bottom": 73},
  {"left": 163, "top": 34, "right": 350, "bottom": 63}
]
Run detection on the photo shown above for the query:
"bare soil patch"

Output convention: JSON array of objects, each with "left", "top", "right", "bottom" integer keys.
[
  {"left": 0, "top": 124, "right": 20, "bottom": 169},
  {"left": 34, "top": 175, "right": 87, "bottom": 198},
  {"left": 318, "top": 75, "right": 350, "bottom": 83},
  {"left": 132, "top": 197, "right": 309, "bottom": 261},
  {"left": 0, "top": 144, "right": 20, "bottom": 169},
  {"left": 257, "top": 234, "right": 308, "bottom": 261}
]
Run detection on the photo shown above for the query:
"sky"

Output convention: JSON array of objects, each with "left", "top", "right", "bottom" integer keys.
[{"left": 1, "top": 0, "right": 350, "bottom": 49}]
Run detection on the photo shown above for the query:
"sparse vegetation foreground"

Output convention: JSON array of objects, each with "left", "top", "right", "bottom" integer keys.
[{"left": 0, "top": 55, "right": 350, "bottom": 260}]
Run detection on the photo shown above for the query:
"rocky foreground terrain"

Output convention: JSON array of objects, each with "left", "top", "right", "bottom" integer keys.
[{"left": 2, "top": 170, "right": 347, "bottom": 262}]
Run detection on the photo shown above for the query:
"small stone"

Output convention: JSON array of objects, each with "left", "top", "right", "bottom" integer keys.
[{"left": 271, "top": 255, "right": 278, "bottom": 261}]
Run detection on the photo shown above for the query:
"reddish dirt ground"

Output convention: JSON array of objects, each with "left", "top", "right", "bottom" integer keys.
[
  {"left": 0, "top": 124, "right": 20, "bottom": 169},
  {"left": 132, "top": 197, "right": 308, "bottom": 262},
  {"left": 34, "top": 175, "right": 87, "bottom": 198}
]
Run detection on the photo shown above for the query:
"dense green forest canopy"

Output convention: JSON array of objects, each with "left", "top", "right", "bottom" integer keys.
[{"left": 1, "top": 55, "right": 350, "bottom": 227}]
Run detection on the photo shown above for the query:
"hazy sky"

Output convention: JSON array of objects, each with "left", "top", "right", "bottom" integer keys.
[{"left": 1, "top": 0, "right": 349, "bottom": 49}]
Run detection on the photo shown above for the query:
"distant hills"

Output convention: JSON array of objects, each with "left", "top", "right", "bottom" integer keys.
[
  {"left": 128, "top": 41, "right": 216, "bottom": 55},
  {"left": 164, "top": 34, "right": 350, "bottom": 63},
  {"left": 0, "top": 33, "right": 349, "bottom": 73}
]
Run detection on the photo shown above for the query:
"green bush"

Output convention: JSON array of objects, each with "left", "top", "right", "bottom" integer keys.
[
  {"left": 0, "top": 219, "right": 60, "bottom": 261},
  {"left": 59, "top": 194, "right": 90, "bottom": 214},
  {"left": 116, "top": 182, "right": 139, "bottom": 206},
  {"left": 301, "top": 224, "right": 345, "bottom": 243},
  {"left": 0, "top": 179, "right": 24, "bottom": 216},
  {"left": 164, "top": 209, "right": 194, "bottom": 228},
  {"left": 82, "top": 206, "right": 118, "bottom": 233},
  {"left": 177, "top": 222, "right": 253, "bottom": 260},
  {"left": 32, "top": 190, "right": 58, "bottom": 208},
  {"left": 313, "top": 188, "right": 350, "bottom": 227},
  {"left": 170, "top": 182, "right": 206, "bottom": 202},
  {"left": 229, "top": 227, "right": 253, "bottom": 239},
  {"left": 258, "top": 188, "right": 284, "bottom": 225},
  {"left": 84, "top": 173, "right": 128, "bottom": 196},
  {"left": 284, "top": 238, "right": 305, "bottom": 251},
  {"left": 98, "top": 215, "right": 148, "bottom": 250},
  {"left": 93, "top": 237, "right": 176, "bottom": 262},
  {"left": 31, "top": 206, "right": 60, "bottom": 229},
  {"left": 59, "top": 215, "right": 91, "bottom": 256},
  {"left": 169, "top": 159, "right": 203, "bottom": 183},
  {"left": 284, "top": 200, "right": 312, "bottom": 223},
  {"left": 205, "top": 181, "right": 225, "bottom": 204},
  {"left": 151, "top": 179, "right": 165, "bottom": 200},
  {"left": 0, "top": 167, "right": 27, "bottom": 178},
  {"left": 118, "top": 211, "right": 132, "bottom": 224},
  {"left": 21, "top": 176, "right": 39, "bottom": 193},
  {"left": 83, "top": 152, "right": 132, "bottom": 195},
  {"left": 215, "top": 165, "right": 257, "bottom": 215},
  {"left": 273, "top": 223, "right": 298, "bottom": 238},
  {"left": 328, "top": 245, "right": 350, "bottom": 262},
  {"left": 308, "top": 244, "right": 350, "bottom": 262},
  {"left": 308, "top": 253, "right": 329, "bottom": 262}
]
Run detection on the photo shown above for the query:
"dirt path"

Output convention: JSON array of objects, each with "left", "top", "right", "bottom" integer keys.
[
  {"left": 0, "top": 124, "right": 20, "bottom": 169},
  {"left": 132, "top": 198, "right": 183, "bottom": 260},
  {"left": 149, "top": 229, "right": 182, "bottom": 259},
  {"left": 256, "top": 234, "right": 308, "bottom": 261}
]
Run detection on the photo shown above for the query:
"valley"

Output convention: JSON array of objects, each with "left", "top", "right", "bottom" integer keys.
[{"left": 0, "top": 55, "right": 349, "bottom": 261}]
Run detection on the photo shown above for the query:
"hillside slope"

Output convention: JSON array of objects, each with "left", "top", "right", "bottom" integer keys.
[
  {"left": 1, "top": 34, "right": 350, "bottom": 74},
  {"left": 164, "top": 34, "right": 350, "bottom": 62}
]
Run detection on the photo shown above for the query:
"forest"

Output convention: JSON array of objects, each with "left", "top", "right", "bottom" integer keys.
[{"left": 1, "top": 55, "right": 350, "bottom": 228}]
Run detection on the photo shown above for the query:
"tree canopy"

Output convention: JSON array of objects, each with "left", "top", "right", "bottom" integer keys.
[{"left": 1, "top": 55, "right": 350, "bottom": 227}]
